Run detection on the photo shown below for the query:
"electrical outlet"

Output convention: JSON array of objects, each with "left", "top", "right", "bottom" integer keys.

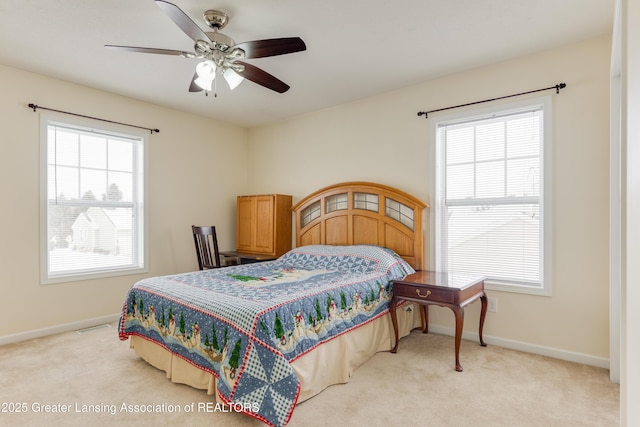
[{"left": 488, "top": 297, "right": 498, "bottom": 313}]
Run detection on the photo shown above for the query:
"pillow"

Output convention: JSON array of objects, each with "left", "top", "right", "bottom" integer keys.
[{"left": 278, "top": 245, "right": 415, "bottom": 277}]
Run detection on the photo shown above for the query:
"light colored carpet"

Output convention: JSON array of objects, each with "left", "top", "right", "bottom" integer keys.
[{"left": 0, "top": 323, "right": 619, "bottom": 427}]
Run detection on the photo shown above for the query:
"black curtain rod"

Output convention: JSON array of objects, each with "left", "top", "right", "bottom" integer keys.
[
  {"left": 27, "top": 103, "right": 160, "bottom": 134},
  {"left": 417, "top": 83, "right": 567, "bottom": 119}
]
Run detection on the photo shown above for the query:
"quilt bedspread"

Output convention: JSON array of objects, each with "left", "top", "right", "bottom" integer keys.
[{"left": 118, "top": 245, "right": 414, "bottom": 427}]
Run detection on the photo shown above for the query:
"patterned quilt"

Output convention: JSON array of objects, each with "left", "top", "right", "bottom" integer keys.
[{"left": 118, "top": 245, "right": 415, "bottom": 427}]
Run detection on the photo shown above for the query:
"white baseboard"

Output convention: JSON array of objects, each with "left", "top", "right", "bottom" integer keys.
[
  {"left": 1, "top": 315, "right": 610, "bottom": 370},
  {"left": 428, "top": 325, "right": 610, "bottom": 370},
  {"left": 0, "top": 313, "right": 121, "bottom": 346}
]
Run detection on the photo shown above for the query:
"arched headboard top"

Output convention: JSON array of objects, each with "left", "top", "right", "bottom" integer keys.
[{"left": 292, "top": 182, "right": 428, "bottom": 270}]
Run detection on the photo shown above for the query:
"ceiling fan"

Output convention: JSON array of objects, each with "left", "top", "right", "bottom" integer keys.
[{"left": 105, "top": 0, "right": 306, "bottom": 94}]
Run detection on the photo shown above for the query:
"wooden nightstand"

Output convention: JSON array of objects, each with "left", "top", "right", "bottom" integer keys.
[{"left": 390, "top": 270, "right": 487, "bottom": 372}]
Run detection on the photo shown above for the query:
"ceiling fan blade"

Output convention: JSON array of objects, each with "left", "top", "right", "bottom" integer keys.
[
  {"left": 234, "top": 61, "right": 290, "bottom": 93},
  {"left": 232, "top": 37, "right": 306, "bottom": 59},
  {"left": 105, "top": 45, "right": 193, "bottom": 57},
  {"left": 155, "top": 0, "right": 209, "bottom": 42},
  {"left": 189, "top": 72, "right": 203, "bottom": 92}
]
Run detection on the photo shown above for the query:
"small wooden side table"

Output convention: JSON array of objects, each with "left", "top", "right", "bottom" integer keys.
[{"left": 390, "top": 270, "right": 487, "bottom": 372}]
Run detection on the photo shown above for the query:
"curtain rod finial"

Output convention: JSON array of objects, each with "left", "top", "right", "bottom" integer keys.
[{"left": 28, "top": 103, "right": 38, "bottom": 112}]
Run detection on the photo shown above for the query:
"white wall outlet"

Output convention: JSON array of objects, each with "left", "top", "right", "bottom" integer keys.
[{"left": 488, "top": 297, "right": 498, "bottom": 313}]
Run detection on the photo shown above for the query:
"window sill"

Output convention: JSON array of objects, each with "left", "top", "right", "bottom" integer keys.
[
  {"left": 484, "top": 279, "right": 551, "bottom": 297},
  {"left": 41, "top": 266, "right": 148, "bottom": 285}
]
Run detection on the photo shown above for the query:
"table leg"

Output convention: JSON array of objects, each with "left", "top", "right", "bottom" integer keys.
[
  {"left": 422, "top": 304, "right": 429, "bottom": 333},
  {"left": 479, "top": 291, "right": 488, "bottom": 347},
  {"left": 451, "top": 306, "right": 464, "bottom": 372},
  {"left": 390, "top": 296, "right": 400, "bottom": 353}
]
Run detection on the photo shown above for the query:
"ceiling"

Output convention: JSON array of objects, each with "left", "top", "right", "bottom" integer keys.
[{"left": 0, "top": 0, "right": 615, "bottom": 128}]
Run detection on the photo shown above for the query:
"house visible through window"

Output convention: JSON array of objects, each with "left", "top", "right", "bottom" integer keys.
[
  {"left": 430, "top": 97, "right": 552, "bottom": 295},
  {"left": 40, "top": 116, "right": 147, "bottom": 283}
]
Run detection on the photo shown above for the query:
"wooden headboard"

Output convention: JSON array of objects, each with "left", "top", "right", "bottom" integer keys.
[{"left": 292, "top": 182, "right": 428, "bottom": 270}]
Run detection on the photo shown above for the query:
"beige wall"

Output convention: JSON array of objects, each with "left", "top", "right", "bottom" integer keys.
[
  {"left": 248, "top": 36, "right": 612, "bottom": 361},
  {"left": 0, "top": 35, "right": 612, "bottom": 363},
  {"left": 0, "top": 64, "right": 248, "bottom": 337}
]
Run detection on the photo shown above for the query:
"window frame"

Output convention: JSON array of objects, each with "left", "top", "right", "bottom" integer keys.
[
  {"left": 429, "top": 96, "right": 553, "bottom": 296},
  {"left": 39, "top": 113, "right": 148, "bottom": 284}
]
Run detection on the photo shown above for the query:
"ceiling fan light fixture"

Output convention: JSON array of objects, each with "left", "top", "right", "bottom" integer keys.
[
  {"left": 194, "top": 60, "right": 216, "bottom": 91},
  {"left": 223, "top": 68, "right": 244, "bottom": 90}
]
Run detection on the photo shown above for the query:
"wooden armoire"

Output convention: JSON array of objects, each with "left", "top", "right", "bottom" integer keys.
[{"left": 235, "top": 194, "right": 292, "bottom": 257}]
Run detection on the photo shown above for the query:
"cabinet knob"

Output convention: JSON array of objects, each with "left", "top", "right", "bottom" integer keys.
[{"left": 416, "top": 289, "right": 432, "bottom": 298}]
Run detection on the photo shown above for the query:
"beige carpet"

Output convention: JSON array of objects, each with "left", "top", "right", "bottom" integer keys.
[{"left": 0, "top": 323, "right": 619, "bottom": 427}]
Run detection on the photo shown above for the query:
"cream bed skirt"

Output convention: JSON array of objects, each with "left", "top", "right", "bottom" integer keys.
[{"left": 129, "top": 303, "right": 421, "bottom": 404}]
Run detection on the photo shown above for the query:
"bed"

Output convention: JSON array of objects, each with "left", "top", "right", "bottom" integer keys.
[{"left": 118, "top": 181, "right": 428, "bottom": 427}]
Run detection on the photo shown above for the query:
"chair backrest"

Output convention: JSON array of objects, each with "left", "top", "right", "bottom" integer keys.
[{"left": 192, "top": 225, "right": 222, "bottom": 270}]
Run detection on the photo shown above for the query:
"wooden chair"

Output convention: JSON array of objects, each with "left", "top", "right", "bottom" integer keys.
[{"left": 192, "top": 225, "right": 235, "bottom": 269}]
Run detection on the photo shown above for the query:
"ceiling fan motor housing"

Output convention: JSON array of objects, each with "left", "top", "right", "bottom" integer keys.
[{"left": 205, "top": 31, "right": 236, "bottom": 52}]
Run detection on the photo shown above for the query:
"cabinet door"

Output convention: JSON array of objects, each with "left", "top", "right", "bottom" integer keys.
[
  {"left": 253, "top": 195, "right": 275, "bottom": 253},
  {"left": 236, "top": 196, "right": 257, "bottom": 252}
]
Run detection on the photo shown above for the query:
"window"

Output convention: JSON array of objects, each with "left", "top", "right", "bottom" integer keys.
[
  {"left": 40, "top": 115, "right": 147, "bottom": 283},
  {"left": 430, "top": 97, "right": 552, "bottom": 295}
]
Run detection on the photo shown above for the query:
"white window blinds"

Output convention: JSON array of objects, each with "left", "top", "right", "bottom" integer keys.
[
  {"left": 433, "top": 99, "right": 551, "bottom": 292},
  {"left": 41, "top": 118, "right": 146, "bottom": 283}
]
